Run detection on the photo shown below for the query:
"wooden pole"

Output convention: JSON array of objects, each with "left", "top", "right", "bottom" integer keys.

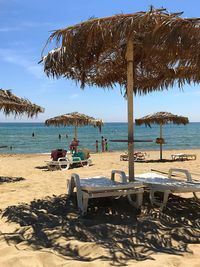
[
  {"left": 125, "top": 39, "right": 134, "bottom": 181},
  {"left": 74, "top": 125, "right": 78, "bottom": 140},
  {"left": 160, "top": 123, "right": 163, "bottom": 160}
]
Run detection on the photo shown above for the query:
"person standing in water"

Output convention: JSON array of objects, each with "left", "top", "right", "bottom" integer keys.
[
  {"left": 105, "top": 138, "right": 108, "bottom": 152},
  {"left": 101, "top": 136, "right": 105, "bottom": 152},
  {"left": 32, "top": 132, "right": 35, "bottom": 137},
  {"left": 59, "top": 134, "right": 61, "bottom": 139},
  {"left": 95, "top": 140, "right": 99, "bottom": 153}
]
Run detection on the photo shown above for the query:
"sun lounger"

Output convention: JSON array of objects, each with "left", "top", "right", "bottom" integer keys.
[
  {"left": 46, "top": 157, "right": 92, "bottom": 171},
  {"left": 46, "top": 157, "right": 70, "bottom": 171},
  {"left": 171, "top": 153, "right": 196, "bottom": 161},
  {"left": 67, "top": 170, "right": 144, "bottom": 214},
  {"left": 133, "top": 168, "right": 200, "bottom": 210},
  {"left": 46, "top": 149, "right": 92, "bottom": 171},
  {"left": 120, "top": 151, "right": 147, "bottom": 161}
]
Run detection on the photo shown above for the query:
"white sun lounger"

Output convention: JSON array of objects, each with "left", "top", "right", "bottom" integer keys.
[
  {"left": 171, "top": 153, "right": 196, "bottom": 161},
  {"left": 46, "top": 157, "right": 92, "bottom": 171},
  {"left": 120, "top": 151, "right": 147, "bottom": 161},
  {"left": 133, "top": 168, "right": 200, "bottom": 210},
  {"left": 67, "top": 170, "right": 144, "bottom": 214}
]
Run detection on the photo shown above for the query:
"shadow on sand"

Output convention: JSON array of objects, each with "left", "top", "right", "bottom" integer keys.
[
  {"left": 35, "top": 163, "right": 95, "bottom": 171},
  {"left": 1, "top": 193, "right": 200, "bottom": 265},
  {"left": 136, "top": 159, "right": 186, "bottom": 163},
  {"left": 0, "top": 176, "right": 25, "bottom": 184}
]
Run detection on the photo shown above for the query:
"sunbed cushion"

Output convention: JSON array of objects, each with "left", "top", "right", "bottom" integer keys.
[
  {"left": 80, "top": 176, "right": 143, "bottom": 191},
  {"left": 135, "top": 172, "right": 200, "bottom": 192},
  {"left": 73, "top": 151, "right": 85, "bottom": 160}
]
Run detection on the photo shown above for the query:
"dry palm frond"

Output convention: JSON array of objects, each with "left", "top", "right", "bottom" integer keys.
[
  {"left": 0, "top": 89, "right": 44, "bottom": 117},
  {"left": 135, "top": 112, "right": 189, "bottom": 127},
  {"left": 45, "top": 112, "right": 103, "bottom": 131},
  {"left": 41, "top": 7, "right": 200, "bottom": 94}
]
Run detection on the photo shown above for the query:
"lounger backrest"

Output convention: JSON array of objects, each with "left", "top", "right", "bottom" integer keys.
[
  {"left": 72, "top": 151, "right": 85, "bottom": 160},
  {"left": 82, "top": 148, "right": 90, "bottom": 159}
]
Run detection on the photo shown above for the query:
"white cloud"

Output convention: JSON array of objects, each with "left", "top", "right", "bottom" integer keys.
[
  {"left": 173, "top": 90, "right": 200, "bottom": 97},
  {"left": 0, "top": 26, "right": 22, "bottom": 32},
  {"left": 0, "top": 48, "right": 43, "bottom": 79},
  {"left": 27, "top": 65, "right": 43, "bottom": 79},
  {"left": 0, "top": 21, "right": 53, "bottom": 33},
  {"left": 69, "top": 93, "right": 79, "bottom": 99}
]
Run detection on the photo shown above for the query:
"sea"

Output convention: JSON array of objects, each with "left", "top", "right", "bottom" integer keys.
[{"left": 0, "top": 122, "right": 200, "bottom": 154}]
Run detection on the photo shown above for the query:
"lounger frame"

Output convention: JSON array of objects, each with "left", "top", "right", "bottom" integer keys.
[
  {"left": 67, "top": 170, "right": 144, "bottom": 214},
  {"left": 47, "top": 157, "right": 92, "bottom": 171},
  {"left": 136, "top": 168, "right": 200, "bottom": 210}
]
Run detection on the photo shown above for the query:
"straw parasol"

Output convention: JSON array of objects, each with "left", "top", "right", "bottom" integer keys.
[
  {"left": 41, "top": 7, "right": 200, "bottom": 181},
  {"left": 135, "top": 112, "right": 189, "bottom": 160},
  {"left": 45, "top": 112, "right": 103, "bottom": 139},
  {"left": 0, "top": 89, "right": 44, "bottom": 117}
]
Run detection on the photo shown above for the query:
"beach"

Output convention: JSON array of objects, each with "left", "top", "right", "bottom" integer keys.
[{"left": 0, "top": 149, "right": 200, "bottom": 267}]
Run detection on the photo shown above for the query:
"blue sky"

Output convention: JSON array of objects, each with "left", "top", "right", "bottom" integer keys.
[{"left": 0, "top": 0, "right": 200, "bottom": 122}]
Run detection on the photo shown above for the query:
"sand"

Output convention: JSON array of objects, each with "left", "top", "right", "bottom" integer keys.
[{"left": 0, "top": 149, "right": 200, "bottom": 267}]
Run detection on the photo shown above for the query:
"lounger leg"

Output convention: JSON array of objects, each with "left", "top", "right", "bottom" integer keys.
[
  {"left": 72, "top": 173, "right": 87, "bottom": 214},
  {"left": 66, "top": 176, "right": 76, "bottom": 196},
  {"left": 136, "top": 192, "right": 143, "bottom": 208},
  {"left": 82, "top": 193, "right": 89, "bottom": 214},
  {"left": 127, "top": 191, "right": 143, "bottom": 208},
  {"left": 149, "top": 190, "right": 157, "bottom": 205},
  {"left": 160, "top": 190, "right": 170, "bottom": 211},
  {"left": 149, "top": 190, "right": 170, "bottom": 210},
  {"left": 76, "top": 189, "right": 84, "bottom": 213}
]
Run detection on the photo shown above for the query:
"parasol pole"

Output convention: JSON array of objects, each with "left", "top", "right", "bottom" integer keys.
[
  {"left": 160, "top": 123, "right": 163, "bottom": 160},
  {"left": 74, "top": 125, "right": 78, "bottom": 140},
  {"left": 126, "top": 39, "right": 134, "bottom": 181}
]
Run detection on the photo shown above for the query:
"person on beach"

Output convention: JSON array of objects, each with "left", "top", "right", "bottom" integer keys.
[
  {"left": 105, "top": 138, "right": 108, "bottom": 152},
  {"left": 101, "top": 136, "right": 105, "bottom": 152},
  {"left": 70, "top": 138, "right": 79, "bottom": 153},
  {"left": 51, "top": 149, "right": 67, "bottom": 161},
  {"left": 95, "top": 140, "right": 99, "bottom": 153}
]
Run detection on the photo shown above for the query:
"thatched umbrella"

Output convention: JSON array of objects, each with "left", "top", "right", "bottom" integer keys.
[
  {"left": 135, "top": 112, "right": 189, "bottom": 160},
  {"left": 0, "top": 89, "right": 44, "bottom": 117},
  {"left": 41, "top": 7, "right": 200, "bottom": 181},
  {"left": 45, "top": 112, "right": 103, "bottom": 139}
]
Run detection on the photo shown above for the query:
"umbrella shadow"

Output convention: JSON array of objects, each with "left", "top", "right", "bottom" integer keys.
[
  {"left": 1, "top": 193, "right": 200, "bottom": 265},
  {"left": 35, "top": 163, "right": 94, "bottom": 171},
  {"left": 0, "top": 176, "right": 25, "bottom": 184},
  {"left": 137, "top": 159, "right": 178, "bottom": 163},
  {"left": 35, "top": 165, "right": 48, "bottom": 170}
]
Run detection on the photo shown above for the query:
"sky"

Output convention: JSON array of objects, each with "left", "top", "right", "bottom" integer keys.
[{"left": 0, "top": 0, "right": 200, "bottom": 122}]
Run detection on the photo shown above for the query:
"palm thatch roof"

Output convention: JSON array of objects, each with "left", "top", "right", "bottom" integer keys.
[
  {"left": 41, "top": 7, "right": 200, "bottom": 95},
  {"left": 45, "top": 112, "right": 103, "bottom": 131},
  {"left": 135, "top": 112, "right": 189, "bottom": 127},
  {"left": 0, "top": 89, "right": 44, "bottom": 117}
]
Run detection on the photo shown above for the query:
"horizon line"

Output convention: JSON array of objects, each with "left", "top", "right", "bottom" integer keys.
[{"left": 1, "top": 121, "right": 200, "bottom": 124}]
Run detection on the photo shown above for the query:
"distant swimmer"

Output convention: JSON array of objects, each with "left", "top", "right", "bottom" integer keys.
[
  {"left": 59, "top": 134, "right": 61, "bottom": 139},
  {"left": 32, "top": 132, "right": 35, "bottom": 137},
  {"left": 66, "top": 134, "right": 68, "bottom": 138}
]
